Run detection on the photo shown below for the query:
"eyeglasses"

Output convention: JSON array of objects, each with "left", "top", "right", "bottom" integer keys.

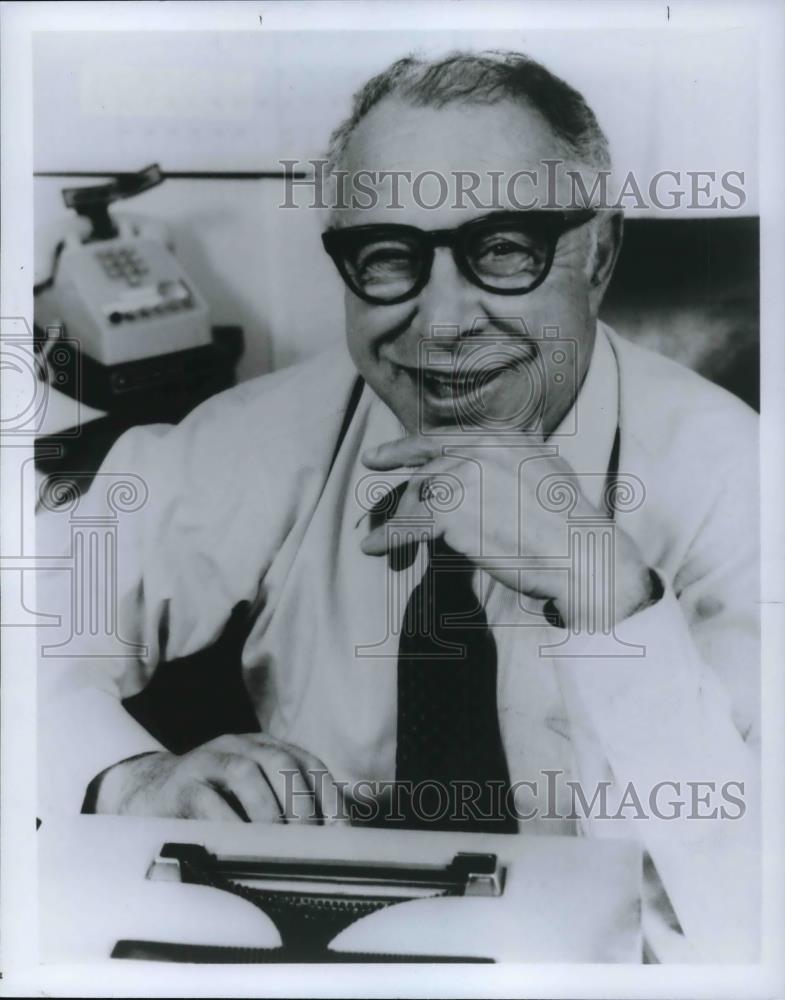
[{"left": 321, "top": 210, "right": 596, "bottom": 305}]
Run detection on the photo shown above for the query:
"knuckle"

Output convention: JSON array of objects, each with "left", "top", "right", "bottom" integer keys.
[
  {"left": 207, "top": 733, "right": 243, "bottom": 753},
  {"left": 224, "top": 754, "right": 258, "bottom": 783},
  {"left": 186, "top": 749, "right": 215, "bottom": 776},
  {"left": 190, "top": 783, "right": 211, "bottom": 807},
  {"left": 263, "top": 750, "right": 299, "bottom": 786},
  {"left": 179, "top": 781, "right": 210, "bottom": 815},
  {"left": 301, "top": 754, "right": 330, "bottom": 783},
  {"left": 271, "top": 740, "right": 329, "bottom": 784}
]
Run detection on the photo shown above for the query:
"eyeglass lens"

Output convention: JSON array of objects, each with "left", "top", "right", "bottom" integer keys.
[{"left": 342, "top": 221, "right": 552, "bottom": 301}]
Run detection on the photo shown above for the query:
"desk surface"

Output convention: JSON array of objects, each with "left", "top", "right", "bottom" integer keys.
[{"left": 39, "top": 816, "right": 642, "bottom": 965}]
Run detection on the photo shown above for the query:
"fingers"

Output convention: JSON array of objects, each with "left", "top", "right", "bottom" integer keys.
[
  {"left": 184, "top": 782, "right": 247, "bottom": 822},
  {"left": 244, "top": 736, "right": 349, "bottom": 826},
  {"left": 213, "top": 752, "right": 284, "bottom": 823},
  {"left": 361, "top": 456, "right": 465, "bottom": 557},
  {"left": 362, "top": 435, "right": 441, "bottom": 470},
  {"left": 277, "top": 742, "right": 351, "bottom": 826},
  {"left": 361, "top": 475, "right": 425, "bottom": 555},
  {"left": 252, "top": 744, "right": 316, "bottom": 824},
  {"left": 103, "top": 740, "right": 346, "bottom": 824},
  {"left": 169, "top": 748, "right": 281, "bottom": 823},
  {"left": 361, "top": 519, "right": 425, "bottom": 556},
  {"left": 206, "top": 735, "right": 343, "bottom": 825},
  {"left": 205, "top": 737, "right": 311, "bottom": 824},
  {"left": 363, "top": 427, "right": 547, "bottom": 472}
]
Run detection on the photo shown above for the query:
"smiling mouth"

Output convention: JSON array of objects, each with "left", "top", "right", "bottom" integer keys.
[
  {"left": 398, "top": 355, "right": 534, "bottom": 402},
  {"left": 421, "top": 367, "right": 500, "bottom": 400}
]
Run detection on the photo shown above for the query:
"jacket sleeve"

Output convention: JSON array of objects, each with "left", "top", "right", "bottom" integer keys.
[{"left": 552, "top": 418, "right": 760, "bottom": 962}]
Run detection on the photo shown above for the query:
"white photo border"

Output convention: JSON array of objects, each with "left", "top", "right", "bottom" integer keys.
[{"left": 1, "top": 2, "right": 783, "bottom": 997}]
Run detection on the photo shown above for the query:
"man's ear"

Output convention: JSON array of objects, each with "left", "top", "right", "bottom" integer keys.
[{"left": 588, "top": 211, "right": 624, "bottom": 311}]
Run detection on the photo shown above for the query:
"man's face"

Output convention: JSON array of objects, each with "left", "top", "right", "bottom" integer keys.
[{"left": 336, "top": 98, "right": 607, "bottom": 435}]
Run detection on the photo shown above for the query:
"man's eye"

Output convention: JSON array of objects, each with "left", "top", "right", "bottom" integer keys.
[
  {"left": 355, "top": 244, "right": 417, "bottom": 281},
  {"left": 475, "top": 233, "right": 537, "bottom": 258},
  {"left": 485, "top": 239, "right": 526, "bottom": 257},
  {"left": 472, "top": 233, "right": 542, "bottom": 277}
]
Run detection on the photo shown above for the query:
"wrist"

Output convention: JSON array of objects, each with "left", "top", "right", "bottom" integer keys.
[
  {"left": 549, "top": 565, "right": 661, "bottom": 631},
  {"left": 612, "top": 563, "right": 661, "bottom": 623}
]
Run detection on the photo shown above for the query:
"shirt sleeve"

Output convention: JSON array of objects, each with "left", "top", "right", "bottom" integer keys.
[
  {"left": 36, "top": 360, "right": 350, "bottom": 818},
  {"left": 551, "top": 432, "right": 760, "bottom": 962},
  {"left": 36, "top": 423, "right": 172, "bottom": 817},
  {"left": 35, "top": 397, "right": 275, "bottom": 815}
]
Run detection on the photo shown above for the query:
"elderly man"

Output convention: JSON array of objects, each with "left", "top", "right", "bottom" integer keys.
[{"left": 38, "top": 52, "right": 759, "bottom": 961}]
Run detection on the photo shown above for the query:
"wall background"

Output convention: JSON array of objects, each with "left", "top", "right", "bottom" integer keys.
[{"left": 33, "top": 29, "right": 759, "bottom": 401}]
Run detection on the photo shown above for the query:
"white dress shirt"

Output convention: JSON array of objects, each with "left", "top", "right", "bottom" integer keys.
[{"left": 37, "top": 322, "right": 760, "bottom": 962}]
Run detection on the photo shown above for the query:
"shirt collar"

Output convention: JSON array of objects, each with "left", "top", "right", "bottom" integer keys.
[{"left": 548, "top": 321, "right": 619, "bottom": 508}]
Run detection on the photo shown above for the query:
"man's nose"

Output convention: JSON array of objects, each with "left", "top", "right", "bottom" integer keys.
[{"left": 414, "top": 247, "right": 480, "bottom": 338}]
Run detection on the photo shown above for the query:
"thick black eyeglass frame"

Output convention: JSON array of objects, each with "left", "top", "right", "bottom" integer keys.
[{"left": 321, "top": 209, "right": 597, "bottom": 305}]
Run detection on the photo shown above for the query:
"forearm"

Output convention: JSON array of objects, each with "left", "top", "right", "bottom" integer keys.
[
  {"left": 554, "top": 578, "right": 757, "bottom": 788},
  {"left": 551, "top": 578, "right": 759, "bottom": 961},
  {"left": 38, "top": 661, "right": 164, "bottom": 817}
]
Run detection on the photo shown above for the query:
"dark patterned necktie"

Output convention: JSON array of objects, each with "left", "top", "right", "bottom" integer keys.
[{"left": 370, "top": 483, "right": 517, "bottom": 833}]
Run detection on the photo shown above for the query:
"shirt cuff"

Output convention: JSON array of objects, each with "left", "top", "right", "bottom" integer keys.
[{"left": 542, "top": 567, "right": 664, "bottom": 631}]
